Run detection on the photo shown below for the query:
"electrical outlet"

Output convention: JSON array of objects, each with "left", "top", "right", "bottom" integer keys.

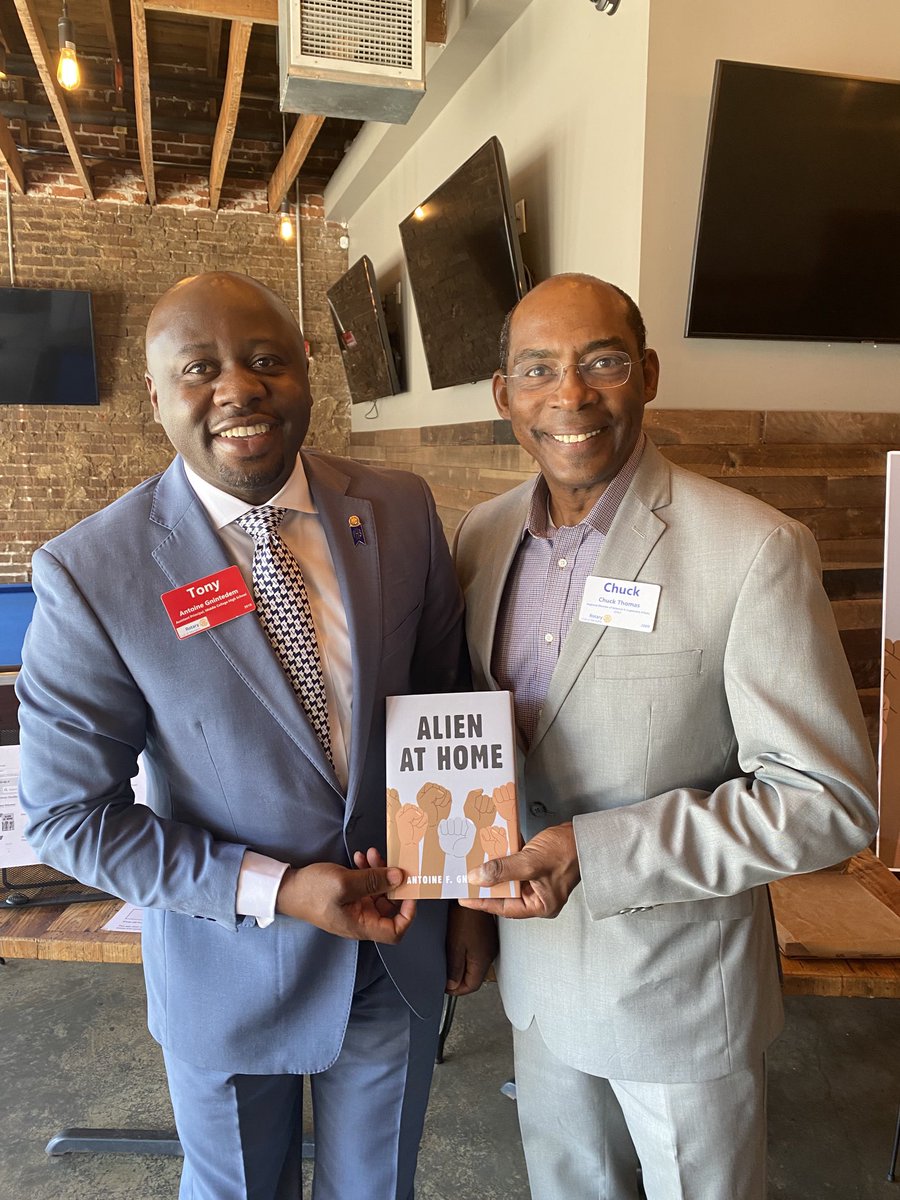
[{"left": 514, "top": 199, "right": 527, "bottom": 235}]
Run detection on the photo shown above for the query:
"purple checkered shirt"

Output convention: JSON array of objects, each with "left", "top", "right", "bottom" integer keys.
[{"left": 492, "top": 435, "right": 646, "bottom": 748}]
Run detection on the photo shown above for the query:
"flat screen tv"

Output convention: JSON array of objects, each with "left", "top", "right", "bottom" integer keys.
[
  {"left": 0, "top": 286, "right": 99, "bottom": 404},
  {"left": 686, "top": 61, "right": 900, "bottom": 343},
  {"left": 399, "top": 136, "right": 527, "bottom": 389},
  {"left": 327, "top": 256, "right": 402, "bottom": 406}
]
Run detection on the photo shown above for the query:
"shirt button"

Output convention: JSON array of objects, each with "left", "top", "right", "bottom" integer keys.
[
  {"left": 529, "top": 802, "right": 548, "bottom": 816},
  {"left": 558, "top": 558, "right": 568, "bottom": 568},
  {"left": 544, "top": 633, "right": 554, "bottom": 644}
]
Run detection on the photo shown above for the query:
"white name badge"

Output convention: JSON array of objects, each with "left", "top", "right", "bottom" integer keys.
[{"left": 579, "top": 576, "right": 661, "bottom": 632}]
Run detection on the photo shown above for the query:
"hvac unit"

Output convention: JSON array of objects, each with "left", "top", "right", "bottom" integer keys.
[{"left": 279, "top": 0, "right": 426, "bottom": 124}]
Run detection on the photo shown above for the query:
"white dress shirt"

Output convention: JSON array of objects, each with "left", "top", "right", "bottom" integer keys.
[{"left": 183, "top": 455, "right": 352, "bottom": 923}]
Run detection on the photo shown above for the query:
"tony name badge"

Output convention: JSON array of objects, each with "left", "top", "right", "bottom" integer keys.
[
  {"left": 161, "top": 566, "right": 256, "bottom": 640},
  {"left": 579, "top": 575, "right": 661, "bottom": 633}
]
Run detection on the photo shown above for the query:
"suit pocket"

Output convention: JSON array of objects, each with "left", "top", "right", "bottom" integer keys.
[
  {"left": 593, "top": 649, "right": 702, "bottom": 680},
  {"left": 383, "top": 603, "right": 422, "bottom": 652}
]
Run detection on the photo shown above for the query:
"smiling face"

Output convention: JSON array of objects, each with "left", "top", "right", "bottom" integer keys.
[
  {"left": 145, "top": 273, "right": 312, "bottom": 504},
  {"left": 494, "top": 276, "right": 659, "bottom": 527}
]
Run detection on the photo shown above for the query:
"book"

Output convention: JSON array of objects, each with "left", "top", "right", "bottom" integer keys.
[{"left": 385, "top": 690, "right": 521, "bottom": 899}]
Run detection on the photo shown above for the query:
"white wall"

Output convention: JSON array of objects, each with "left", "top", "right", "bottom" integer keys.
[
  {"left": 639, "top": 0, "right": 900, "bottom": 411},
  {"left": 329, "top": 0, "right": 651, "bottom": 432}
]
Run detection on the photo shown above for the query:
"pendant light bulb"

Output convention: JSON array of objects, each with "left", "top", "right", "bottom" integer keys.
[
  {"left": 57, "top": 4, "right": 80, "bottom": 91},
  {"left": 0, "top": 44, "right": 8, "bottom": 81},
  {"left": 279, "top": 200, "right": 294, "bottom": 242}
]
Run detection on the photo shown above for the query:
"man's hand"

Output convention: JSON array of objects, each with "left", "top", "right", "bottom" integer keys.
[
  {"left": 276, "top": 861, "right": 416, "bottom": 943},
  {"left": 458, "top": 823, "right": 581, "bottom": 918},
  {"left": 445, "top": 905, "right": 498, "bottom": 996}
]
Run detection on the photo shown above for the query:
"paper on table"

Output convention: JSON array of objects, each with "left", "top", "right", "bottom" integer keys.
[
  {"left": 102, "top": 903, "right": 143, "bottom": 933},
  {"left": 0, "top": 745, "right": 40, "bottom": 869}
]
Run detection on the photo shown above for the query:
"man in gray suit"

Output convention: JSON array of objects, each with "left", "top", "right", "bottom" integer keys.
[
  {"left": 17, "top": 272, "right": 494, "bottom": 1200},
  {"left": 454, "top": 273, "right": 878, "bottom": 1200}
]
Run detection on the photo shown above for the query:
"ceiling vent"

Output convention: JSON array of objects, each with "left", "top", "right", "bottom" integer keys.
[{"left": 279, "top": 0, "right": 426, "bottom": 124}]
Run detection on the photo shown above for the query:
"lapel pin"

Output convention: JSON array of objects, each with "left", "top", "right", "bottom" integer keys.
[{"left": 349, "top": 514, "right": 367, "bottom": 546}]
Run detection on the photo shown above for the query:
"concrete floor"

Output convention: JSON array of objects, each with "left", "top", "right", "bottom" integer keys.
[{"left": 0, "top": 955, "right": 897, "bottom": 1199}]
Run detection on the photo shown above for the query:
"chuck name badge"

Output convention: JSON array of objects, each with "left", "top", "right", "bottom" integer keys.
[{"left": 579, "top": 576, "right": 661, "bottom": 633}]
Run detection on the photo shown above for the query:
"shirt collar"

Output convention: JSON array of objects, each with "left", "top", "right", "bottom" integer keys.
[
  {"left": 524, "top": 433, "right": 646, "bottom": 541},
  {"left": 182, "top": 453, "right": 316, "bottom": 532}
]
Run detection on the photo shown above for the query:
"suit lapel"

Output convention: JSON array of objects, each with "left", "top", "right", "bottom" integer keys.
[
  {"left": 150, "top": 457, "right": 342, "bottom": 791},
  {"left": 529, "top": 441, "right": 672, "bottom": 754},
  {"left": 468, "top": 486, "right": 532, "bottom": 691}
]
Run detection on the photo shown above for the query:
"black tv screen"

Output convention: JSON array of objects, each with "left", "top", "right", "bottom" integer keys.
[
  {"left": 0, "top": 286, "right": 99, "bottom": 405},
  {"left": 327, "top": 256, "right": 401, "bottom": 406},
  {"left": 686, "top": 61, "right": 900, "bottom": 343},
  {"left": 399, "top": 136, "right": 527, "bottom": 390}
]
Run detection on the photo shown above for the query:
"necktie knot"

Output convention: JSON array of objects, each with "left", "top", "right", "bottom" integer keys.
[{"left": 238, "top": 506, "right": 287, "bottom": 542}]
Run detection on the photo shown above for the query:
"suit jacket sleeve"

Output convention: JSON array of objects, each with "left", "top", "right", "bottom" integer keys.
[
  {"left": 16, "top": 545, "right": 248, "bottom": 926},
  {"left": 573, "top": 518, "right": 878, "bottom": 919}
]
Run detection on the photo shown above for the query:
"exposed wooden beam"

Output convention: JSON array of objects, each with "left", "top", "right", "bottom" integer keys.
[
  {"left": 206, "top": 18, "right": 223, "bottom": 77},
  {"left": 267, "top": 114, "right": 324, "bottom": 213},
  {"left": 98, "top": 0, "right": 126, "bottom": 105},
  {"left": 99, "top": 0, "right": 122, "bottom": 63},
  {"left": 11, "top": 0, "right": 94, "bottom": 198},
  {"left": 0, "top": 113, "right": 26, "bottom": 193},
  {"left": 130, "top": 0, "right": 156, "bottom": 204},
  {"left": 144, "top": 0, "right": 276, "bottom": 25},
  {"left": 425, "top": 0, "right": 447, "bottom": 44},
  {"left": 208, "top": 18, "right": 251, "bottom": 211}
]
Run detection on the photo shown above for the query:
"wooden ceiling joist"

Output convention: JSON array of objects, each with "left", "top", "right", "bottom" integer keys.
[
  {"left": 267, "top": 114, "right": 324, "bottom": 213},
  {"left": 144, "top": 0, "right": 276, "bottom": 25},
  {"left": 0, "top": 114, "right": 26, "bottom": 194},
  {"left": 130, "top": 0, "right": 156, "bottom": 204},
  {"left": 208, "top": 18, "right": 251, "bottom": 211},
  {"left": 11, "top": 0, "right": 94, "bottom": 199},
  {"left": 207, "top": 19, "right": 223, "bottom": 77}
]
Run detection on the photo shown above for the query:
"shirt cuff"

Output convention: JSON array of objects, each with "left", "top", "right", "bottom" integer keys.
[{"left": 236, "top": 850, "right": 290, "bottom": 927}]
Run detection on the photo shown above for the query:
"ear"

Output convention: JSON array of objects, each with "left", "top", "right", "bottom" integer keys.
[
  {"left": 492, "top": 371, "right": 511, "bottom": 421},
  {"left": 146, "top": 373, "right": 162, "bottom": 424},
  {"left": 641, "top": 349, "right": 660, "bottom": 407}
]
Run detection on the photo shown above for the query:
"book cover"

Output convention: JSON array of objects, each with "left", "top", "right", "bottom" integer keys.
[{"left": 385, "top": 690, "right": 521, "bottom": 899}]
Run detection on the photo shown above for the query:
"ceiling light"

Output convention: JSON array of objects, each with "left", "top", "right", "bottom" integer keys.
[
  {"left": 0, "top": 43, "right": 7, "bottom": 80},
  {"left": 57, "top": 2, "right": 80, "bottom": 91},
  {"left": 279, "top": 199, "right": 294, "bottom": 242}
]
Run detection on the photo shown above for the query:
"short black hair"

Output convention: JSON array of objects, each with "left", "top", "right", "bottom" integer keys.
[{"left": 497, "top": 275, "right": 647, "bottom": 372}]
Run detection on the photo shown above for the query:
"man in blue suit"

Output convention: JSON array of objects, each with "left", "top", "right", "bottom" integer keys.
[{"left": 17, "top": 272, "right": 493, "bottom": 1200}]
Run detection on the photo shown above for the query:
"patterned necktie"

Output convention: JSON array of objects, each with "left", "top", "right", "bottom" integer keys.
[{"left": 237, "top": 505, "right": 334, "bottom": 765}]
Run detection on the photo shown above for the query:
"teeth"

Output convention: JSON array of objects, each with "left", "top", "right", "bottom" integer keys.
[
  {"left": 219, "top": 424, "right": 269, "bottom": 439},
  {"left": 551, "top": 429, "right": 602, "bottom": 444}
]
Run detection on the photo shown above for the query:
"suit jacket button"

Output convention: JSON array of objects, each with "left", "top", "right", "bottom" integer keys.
[{"left": 529, "top": 802, "right": 547, "bottom": 816}]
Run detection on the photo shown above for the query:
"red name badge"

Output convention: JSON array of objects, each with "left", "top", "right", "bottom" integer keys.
[{"left": 161, "top": 566, "right": 256, "bottom": 640}]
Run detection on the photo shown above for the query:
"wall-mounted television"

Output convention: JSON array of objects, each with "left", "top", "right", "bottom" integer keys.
[
  {"left": 327, "top": 256, "right": 402, "bottom": 406},
  {"left": 399, "top": 136, "right": 527, "bottom": 390},
  {"left": 0, "top": 286, "right": 99, "bottom": 404},
  {"left": 686, "top": 61, "right": 900, "bottom": 343}
]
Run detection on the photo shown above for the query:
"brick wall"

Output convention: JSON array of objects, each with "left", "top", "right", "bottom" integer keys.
[
  {"left": 0, "top": 192, "right": 350, "bottom": 581},
  {"left": 349, "top": 411, "right": 900, "bottom": 751}
]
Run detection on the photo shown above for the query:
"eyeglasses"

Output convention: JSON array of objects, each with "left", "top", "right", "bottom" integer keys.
[{"left": 502, "top": 351, "right": 643, "bottom": 395}]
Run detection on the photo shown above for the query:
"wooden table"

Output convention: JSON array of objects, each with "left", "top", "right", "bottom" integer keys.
[
  {"left": 0, "top": 896, "right": 140, "bottom": 964},
  {"left": 772, "top": 850, "right": 900, "bottom": 999}
]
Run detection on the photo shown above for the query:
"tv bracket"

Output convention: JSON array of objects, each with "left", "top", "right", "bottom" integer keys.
[{"left": 590, "top": 0, "right": 622, "bottom": 12}]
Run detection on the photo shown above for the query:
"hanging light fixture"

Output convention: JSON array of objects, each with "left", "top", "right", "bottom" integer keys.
[
  {"left": 0, "top": 41, "right": 8, "bottom": 81},
  {"left": 276, "top": 115, "right": 295, "bottom": 241},
  {"left": 57, "top": 1, "right": 80, "bottom": 91},
  {"left": 278, "top": 198, "right": 295, "bottom": 242}
]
